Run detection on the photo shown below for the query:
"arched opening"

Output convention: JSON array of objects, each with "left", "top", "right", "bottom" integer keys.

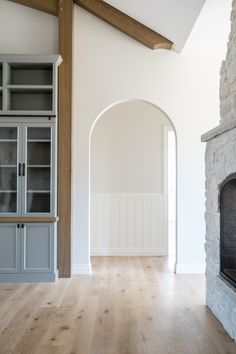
[{"left": 89, "top": 100, "right": 177, "bottom": 269}]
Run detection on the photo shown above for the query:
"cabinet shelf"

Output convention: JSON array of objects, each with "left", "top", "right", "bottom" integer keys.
[
  {"left": 7, "top": 63, "right": 53, "bottom": 86},
  {"left": 27, "top": 190, "right": 50, "bottom": 194},
  {"left": 0, "top": 190, "right": 17, "bottom": 193},
  {"left": 0, "top": 165, "right": 17, "bottom": 167},
  {"left": 7, "top": 85, "right": 53, "bottom": 90},
  {"left": 6, "top": 88, "right": 53, "bottom": 112},
  {"left": 27, "top": 165, "right": 50, "bottom": 168},
  {"left": 27, "top": 140, "right": 50, "bottom": 142}
]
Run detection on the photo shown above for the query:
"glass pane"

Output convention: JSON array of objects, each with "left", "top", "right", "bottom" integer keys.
[
  {"left": 0, "top": 127, "right": 17, "bottom": 139},
  {"left": 27, "top": 193, "right": 50, "bottom": 213},
  {"left": 27, "top": 142, "right": 50, "bottom": 165},
  {"left": 0, "top": 167, "right": 17, "bottom": 190},
  {"left": 26, "top": 127, "right": 51, "bottom": 213},
  {"left": 28, "top": 127, "right": 51, "bottom": 140},
  {"left": 0, "top": 127, "right": 18, "bottom": 213},
  {"left": 0, "top": 142, "right": 17, "bottom": 165},
  {"left": 27, "top": 167, "right": 50, "bottom": 191},
  {"left": 0, "top": 193, "right": 16, "bottom": 213}
]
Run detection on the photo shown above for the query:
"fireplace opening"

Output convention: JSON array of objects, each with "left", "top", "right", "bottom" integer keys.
[{"left": 220, "top": 174, "right": 236, "bottom": 288}]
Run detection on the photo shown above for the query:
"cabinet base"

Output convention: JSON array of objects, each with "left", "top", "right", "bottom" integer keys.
[{"left": 0, "top": 271, "right": 58, "bottom": 282}]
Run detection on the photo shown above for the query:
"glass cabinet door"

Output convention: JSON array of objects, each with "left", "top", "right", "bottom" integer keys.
[
  {"left": 23, "top": 125, "right": 54, "bottom": 216},
  {"left": 0, "top": 125, "right": 20, "bottom": 215}
]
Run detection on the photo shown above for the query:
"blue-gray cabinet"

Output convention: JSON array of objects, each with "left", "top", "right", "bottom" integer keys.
[
  {"left": 0, "top": 223, "right": 20, "bottom": 273},
  {"left": 0, "top": 55, "right": 62, "bottom": 116},
  {"left": 0, "top": 119, "right": 56, "bottom": 217},
  {"left": 0, "top": 223, "right": 57, "bottom": 281},
  {"left": 0, "top": 54, "right": 61, "bottom": 282}
]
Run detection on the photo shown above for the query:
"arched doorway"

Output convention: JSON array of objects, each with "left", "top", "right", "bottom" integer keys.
[{"left": 89, "top": 100, "right": 177, "bottom": 269}]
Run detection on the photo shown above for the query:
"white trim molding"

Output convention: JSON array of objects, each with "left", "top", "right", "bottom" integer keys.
[
  {"left": 91, "top": 248, "right": 166, "bottom": 256},
  {"left": 175, "top": 263, "right": 205, "bottom": 274},
  {"left": 72, "top": 263, "right": 91, "bottom": 275}
]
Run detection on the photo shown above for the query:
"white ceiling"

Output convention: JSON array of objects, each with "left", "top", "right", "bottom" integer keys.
[{"left": 104, "top": 0, "right": 206, "bottom": 51}]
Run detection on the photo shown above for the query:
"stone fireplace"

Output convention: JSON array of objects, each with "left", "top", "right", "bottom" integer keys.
[
  {"left": 202, "top": 0, "right": 236, "bottom": 341},
  {"left": 220, "top": 174, "right": 236, "bottom": 287}
]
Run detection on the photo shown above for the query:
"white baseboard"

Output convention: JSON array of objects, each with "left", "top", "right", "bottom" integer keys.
[
  {"left": 91, "top": 248, "right": 167, "bottom": 256},
  {"left": 72, "top": 263, "right": 91, "bottom": 275},
  {"left": 175, "top": 263, "right": 205, "bottom": 274}
]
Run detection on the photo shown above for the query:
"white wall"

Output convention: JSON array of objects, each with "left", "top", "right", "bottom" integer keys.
[
  {"left": 0, "top": 0, "right": 58, "bottom": 54},
  {"left": 73, "top": 0, "right": 232, "bottom": 274},
  {"left": 91, "top": 101, "right": 170, "bottom": 193}
]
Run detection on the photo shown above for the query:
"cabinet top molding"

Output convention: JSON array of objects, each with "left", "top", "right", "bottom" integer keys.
[
  {"left": 0, "top": 54, "right": 62, "bottom": 65},
  {"left": 9, "top": 0, "right": 173, "bottom": 50}
]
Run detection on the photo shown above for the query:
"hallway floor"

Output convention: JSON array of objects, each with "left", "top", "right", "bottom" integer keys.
[{"left": 0, "top": 257, "right": 235, "bottom": 354}]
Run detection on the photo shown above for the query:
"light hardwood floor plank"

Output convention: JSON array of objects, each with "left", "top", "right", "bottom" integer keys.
[{"left": 0, "top": 257, "right": 235, "bottom": 354}]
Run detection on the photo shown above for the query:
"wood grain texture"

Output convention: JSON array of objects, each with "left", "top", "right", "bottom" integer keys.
[
  {"left": 75, "top": 0, "right": 173, "bottom": 50},
  {"left": 57, "top": 0, "right": 73, "bottom": 278},
  {"left": 0, "top": 217, "right": 59, "bottom": 223},
  {"left": 9, "top": 0, "right": 58, "bottom": 16},
  {"left": 0, "top": 257, "right": 235, "bottom": 354}
]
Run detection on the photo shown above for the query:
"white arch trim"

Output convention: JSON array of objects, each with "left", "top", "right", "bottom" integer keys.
[{"left": 87, "top": 98, "right": 178, "bottom": 270}]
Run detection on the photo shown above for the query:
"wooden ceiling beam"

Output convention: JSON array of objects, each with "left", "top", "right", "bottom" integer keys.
[
  {"left": 9, "top": 0, "right": 58, "bottom": 16},
  {"left": 74, "top": 0, "right": 173, "bottom": 50}
]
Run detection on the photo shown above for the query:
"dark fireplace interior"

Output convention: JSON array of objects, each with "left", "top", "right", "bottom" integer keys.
[{"left": 220, "top": 174, "right": 236, "bottom": 288}]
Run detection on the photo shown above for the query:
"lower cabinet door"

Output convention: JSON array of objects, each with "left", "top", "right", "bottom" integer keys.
[
  {"left": 21, "top": 223, "right": 55, "bottom": 273},
  {"left": 0, "top": 224, "right": 20, "bottom": 273}
]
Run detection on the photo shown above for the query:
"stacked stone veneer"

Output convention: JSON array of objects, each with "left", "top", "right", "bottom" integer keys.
[{"left": 202, "top": 0, "right": 236, "bottom": 341}]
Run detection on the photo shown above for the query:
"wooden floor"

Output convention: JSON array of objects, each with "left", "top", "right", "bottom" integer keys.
[{"left": 0, "top": 257, "right": 235, "bottom": 354}]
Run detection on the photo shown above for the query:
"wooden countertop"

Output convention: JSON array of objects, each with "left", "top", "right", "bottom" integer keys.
[{"left": 0, "top": 217, "right": 59, "bottom": 223}]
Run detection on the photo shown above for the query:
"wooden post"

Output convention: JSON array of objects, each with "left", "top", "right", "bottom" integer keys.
[{"left": 58, "top": 0, "right": 73, "bottom": 277}]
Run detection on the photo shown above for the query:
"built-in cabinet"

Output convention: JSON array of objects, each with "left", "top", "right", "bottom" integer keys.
[
  {"left": 0, "top": 57, "right": 58, "bottom": 116},
  {"left": 0, "top": 223, "right": 56, "bottom": 281},
  {"left": 0, "top": 121, "right": 56, "bottom": 217},
  {"left": 0, "top": 55, "right": 62, "bottom": 282}
]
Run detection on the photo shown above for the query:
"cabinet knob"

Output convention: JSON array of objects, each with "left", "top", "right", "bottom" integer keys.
[
  {"left": 21, "top": 224, "right": 24, "bottom": 228},
  {"left": 17, "top": 224, "right": 20, "bottom": 229}
]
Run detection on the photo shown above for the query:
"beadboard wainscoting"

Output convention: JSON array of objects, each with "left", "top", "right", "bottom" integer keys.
[{"left": 90, "top": 193, "right": 167, "bottom": 256}]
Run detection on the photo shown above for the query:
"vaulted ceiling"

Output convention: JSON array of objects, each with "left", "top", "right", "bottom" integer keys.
[
  {"left": 104, "top": 0, "right": 206, "bottom": 51},
  {"left": 10, "top": 0, "right": 206, "bottom": 52}
]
